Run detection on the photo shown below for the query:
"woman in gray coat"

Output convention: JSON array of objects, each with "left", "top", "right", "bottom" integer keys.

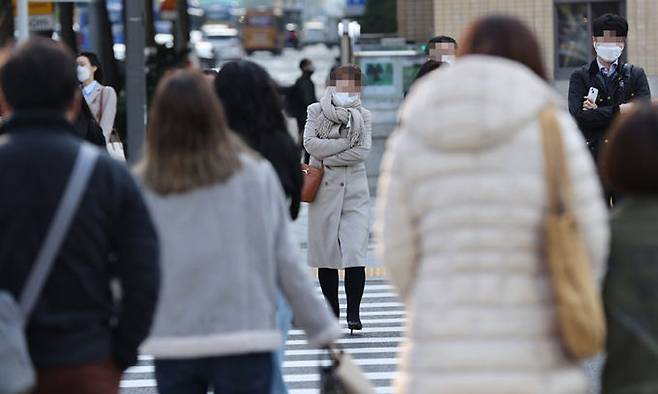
[{"left": 303, "top": 65, "right": 372, "bottom": 334}]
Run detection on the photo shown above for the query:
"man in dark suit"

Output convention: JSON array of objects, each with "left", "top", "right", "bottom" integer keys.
[{"left": 568, "top": 13, "right": 652, "bottom": 161}]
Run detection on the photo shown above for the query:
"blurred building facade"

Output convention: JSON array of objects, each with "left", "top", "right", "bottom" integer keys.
[{"left": 398, "top": 0, "right": 658, "bottom": 91}]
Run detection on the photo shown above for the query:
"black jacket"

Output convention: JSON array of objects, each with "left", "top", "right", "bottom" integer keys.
[
  {"left": 0, "top": 112, "right": 159, "bottom": 370},
  {"left": 568, "top": 60, "right": 651, "bottom": 158},
  {"left": 290, "top": 72, "right": 317, "bottom": 119}
]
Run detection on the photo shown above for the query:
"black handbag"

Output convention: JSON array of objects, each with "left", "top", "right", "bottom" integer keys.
[{"left": 319, "top": 346, "right": 375, "bottom": 394}]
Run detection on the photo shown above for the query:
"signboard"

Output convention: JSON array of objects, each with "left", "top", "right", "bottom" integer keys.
[
  {"left": 12, "top": 1, "right": 54, "bottom": 31},
  {"left": 160, "top": 0, "right": 177, "bottom": 20},
  {"left": 345, "top": 0, "right": 365, "bottom": 17}
]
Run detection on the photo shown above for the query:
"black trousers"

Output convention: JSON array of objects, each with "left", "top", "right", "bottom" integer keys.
[{"left": 318, "top": 267, "right": 365, "bottom": 321}]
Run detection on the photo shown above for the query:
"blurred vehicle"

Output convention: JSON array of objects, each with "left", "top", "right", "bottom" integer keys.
[
  {"left": 302, "top": 19, "right": 339, "bottom": 49},
  {"left": 203, "top": 24, "right": 244, "bottom": 62},
  {"left": 285, "top": 23, "right": 300, "bottom": 49},
  {"left": 241, "top": 8, "right": 284, "bottom": 56},
  {"left": 302, "top": 20, "right": 326, "bottom": 47},
  {"left": 191, "top": 30, "right": 216, "bottom": 69}
]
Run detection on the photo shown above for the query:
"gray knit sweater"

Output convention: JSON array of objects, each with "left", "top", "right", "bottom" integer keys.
[{"left": 140, "top": 154, "right": 340, "bottom": 358}]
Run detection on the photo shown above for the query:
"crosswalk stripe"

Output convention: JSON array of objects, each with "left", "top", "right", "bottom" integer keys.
[
  {"left": 286, "top": 337, "right": 403, "bottom": 346},
  {"left": 289, "top": 326, "right": 403, "bottom": 335},
  {"left": 127, "top": 358, "right": 399, "bottom": 374},
  {"left": 285, "top": 371, "right": 396, "bottom": 383},
  {"left": 138, "top": 346, "right": 399, "bottom": 361},
  {"left": 123, "top": 278, "right": 403, "bottom": 393}
]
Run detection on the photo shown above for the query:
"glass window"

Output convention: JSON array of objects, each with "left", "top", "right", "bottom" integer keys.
[{"left": 554, "top": 1, "right": 625, "bottom": 78}]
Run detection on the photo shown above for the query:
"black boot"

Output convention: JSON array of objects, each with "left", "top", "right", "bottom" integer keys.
[
  {"left": 318, "top": 268, "right": 340, "bottom": 319},
  {"left": 345, "top": 267, "right": 365, "bottom": 334}
]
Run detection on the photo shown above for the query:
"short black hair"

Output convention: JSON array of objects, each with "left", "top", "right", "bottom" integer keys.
[
  {"left": 425, "top": 35, "right": 458, "bottom": 55},
  {"left": 79, "top": 51, "right": 104, "bottom": 84},
  {"left": 299, "top": 58, "right": 312, "bottom": 70},
  {"left": 592, "top": 14, "right": 628, "bottom": 37},
  {"left": 601, "top": 104, "right": 658, "bottom": 194},
  {"left": 1, "top": 38, "right": 77, "bottom": 113}
]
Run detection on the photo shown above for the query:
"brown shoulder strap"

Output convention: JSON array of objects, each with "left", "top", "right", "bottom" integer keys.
[{"left": 539, "top": 106, "right": 573, "bottom": 215}]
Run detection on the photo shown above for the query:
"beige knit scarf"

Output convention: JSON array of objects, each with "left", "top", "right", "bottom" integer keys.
[{"left": 316, "top": 87, "right": 365, "bottom": 148}]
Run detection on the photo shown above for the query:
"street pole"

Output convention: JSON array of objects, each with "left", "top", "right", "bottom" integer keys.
[
  {"left": 125, "top": 0, "right": 147, "bottom": 164},
  {"left": 16, "top": 0, "right": 29, "bottom": 42},
  {"left": 340, "top": 19, "right": 352, "bottom": 65}
]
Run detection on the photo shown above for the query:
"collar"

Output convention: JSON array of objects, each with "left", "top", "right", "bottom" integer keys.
[
  {"left": 0, "top": 111, "right": 77, "bottom": 136},
  {"left": 596, "top": 58, "right": 619, "bottom": 75},
  {"left": 82, "top": 81, "right": 99, "bottom": 97}
]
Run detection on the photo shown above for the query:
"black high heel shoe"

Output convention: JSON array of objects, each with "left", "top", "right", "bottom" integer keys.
[{"left": 347, "top": 320, "right": 362, "bottom": 335}]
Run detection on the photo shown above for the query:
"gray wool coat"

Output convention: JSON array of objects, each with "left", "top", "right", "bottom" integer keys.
[{"left": 303, "top": 102, "right": 371, "bottom": 269}]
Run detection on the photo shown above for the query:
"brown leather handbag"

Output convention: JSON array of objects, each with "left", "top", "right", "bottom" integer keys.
[
  {"left": 540, "top": 106, "right": 605, "bottom": 359},
  {"left": 301, "top": 163, "right": 324, "bottom": 203}
]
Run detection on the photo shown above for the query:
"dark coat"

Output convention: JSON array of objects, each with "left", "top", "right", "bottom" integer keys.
[
  {"left": 290, "top": 72, "right": 317, "bottom": 120},
  {"left": 568, "top": 60, "right": 652, "bottom": 159},
  {"left": 0, "top": 112, "right": 160, "bottom": 371},
  {"left": 602, "top": 197, "right": 658, "bottom": 393}
]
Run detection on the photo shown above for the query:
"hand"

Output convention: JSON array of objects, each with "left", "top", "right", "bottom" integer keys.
[
  {"left": 582, "top": 97, "right": 598, "bottom": 111},
  {"left": 620, "top": 103, "right": 634, "bottom": 114}
]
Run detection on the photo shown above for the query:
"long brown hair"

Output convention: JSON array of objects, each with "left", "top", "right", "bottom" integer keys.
[
  {"left": 458, "top": 15, "right": 547, "bottom": 80},
  {"left": 139, "top": 69, "right": 242, "bottom": 195}
]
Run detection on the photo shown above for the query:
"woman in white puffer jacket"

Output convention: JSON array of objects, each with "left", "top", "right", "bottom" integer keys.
[{"left": 376, "top": 16, "right": 609, "bottom": 394}]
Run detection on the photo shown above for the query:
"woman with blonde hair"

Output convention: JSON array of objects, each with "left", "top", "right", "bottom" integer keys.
[
  {"left": 376, "top": 16, "right": 608, "bottom": 393},
  {"left": 138, "top": 70, "right": 339, "bottom": 393}
]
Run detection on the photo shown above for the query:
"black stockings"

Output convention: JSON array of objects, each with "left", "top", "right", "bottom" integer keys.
[{"left": 318, "top": 267, "right": 365, "bottom": 321}]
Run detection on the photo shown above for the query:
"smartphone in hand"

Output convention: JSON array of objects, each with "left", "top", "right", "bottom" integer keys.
[{"left": 587, "top": 87, "right": 599, "bottom": 103}]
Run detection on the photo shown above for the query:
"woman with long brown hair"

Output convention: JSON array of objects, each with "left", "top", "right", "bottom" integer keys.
[
  {"left": 137, "top": 70, "right": 339, "bottom": 394},
  {"left": 377, "top": 16, "right": 608, "bottom": 393}
]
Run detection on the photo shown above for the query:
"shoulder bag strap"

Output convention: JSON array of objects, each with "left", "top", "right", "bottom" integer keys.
[
  {"left": 539, "top": 106, "right": 573, "bottom": 215},
  {"left": 19, "top": 144, "right": 100, "bottom": 317},
  {"left": 95, "top": 87, "right": 104, "bottom": 122}
]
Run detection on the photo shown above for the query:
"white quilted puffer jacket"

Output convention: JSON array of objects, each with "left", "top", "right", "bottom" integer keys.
[{"left": 375, "top": 55, "right": 609, "bottom": 394}]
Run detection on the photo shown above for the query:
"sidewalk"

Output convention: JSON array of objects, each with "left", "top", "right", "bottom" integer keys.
[{"left": 292, "top": 200, "right": 387, "bottom": 277}]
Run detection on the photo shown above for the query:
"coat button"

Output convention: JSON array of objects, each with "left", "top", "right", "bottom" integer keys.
[
  {"left": 340, "top": 182, "right": 345, "bottom": 187},
  {"left": 608, "top": 96, "right": 612, "bottom": 100},
  {"left": 325, "top": 182, "right": 329, "bottom": 186}
]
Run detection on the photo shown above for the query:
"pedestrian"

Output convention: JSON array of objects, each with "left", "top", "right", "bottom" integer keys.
[
  {"left": 138, "top": 70, "right": 340, "bottom": 394},
  {"left": 568, "top": 13, "right": 652, "bottom": 162},
  {"left": 288, "top": 58, "right": 318, "bottom": 163},
  {"left": 405, "top": 60, "right": 443, "bottom": 96},
  {"left": 598, "top": 104, "right": 658, "bottom": 393},
  {"left": 304, "top": 64, "right": 372, "bottom": 334},
  {"left": 74, "top": 97, "right": 107, "bottom": 147},
  {"left": 77, "top": 52, "right": 118, "bottom": 144},
  {"left": 215, "top": 60, "right": 302, "bottom": 220},
  {"left": 0, "top": 38, "right": 160, "bottom": 394},
  {"left": 425, "top": 35, "right": 458, "bottom": 64},
  {"left": 214, "top": 59, "right": 303, "bottom": 394},
  {"left": 376, "top": 16, "right": 609, "bottom": 393}
]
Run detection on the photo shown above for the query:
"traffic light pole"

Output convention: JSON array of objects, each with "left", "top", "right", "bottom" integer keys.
[
  {"left": 16, "top": 0, "right": 29, "bottom": 42},
  {"left": 125, "top": 0, "right": 147, "bottom": 164}
]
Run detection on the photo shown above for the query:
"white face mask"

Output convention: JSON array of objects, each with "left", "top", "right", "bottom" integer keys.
[
  {"left": 595, "top": 43, "right": 624, "bottom": 63},
  {"left": 77, "top": 66, "right": 91, "bottom": 83},
  {"left": 441, "top": 55, "right": 456, "bottom": 65},
  {"left": 333, "top": 92, "right": 359, "bottom": 107}
]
